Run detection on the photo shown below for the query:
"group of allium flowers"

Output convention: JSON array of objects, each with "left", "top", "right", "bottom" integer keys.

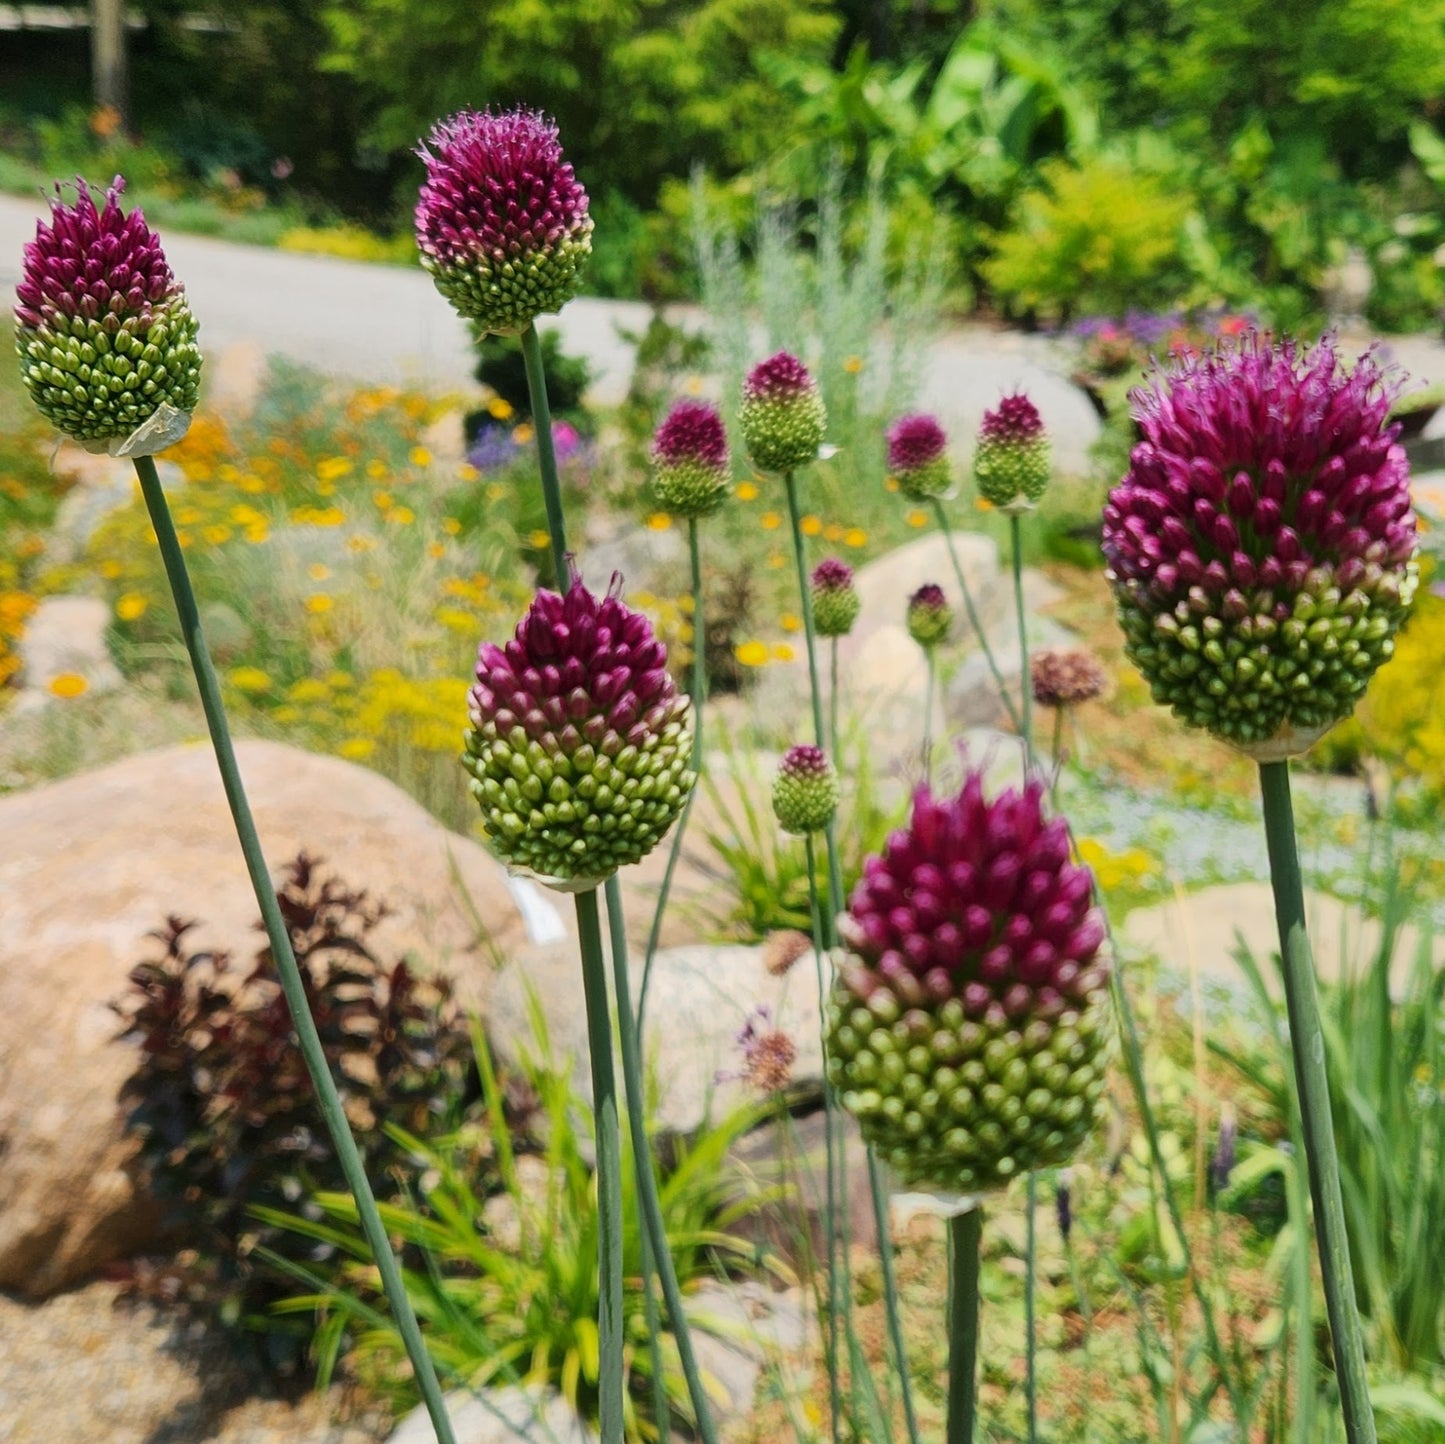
[{"left": 15, "top": 100, "right": 1418, "bottom": 1444}]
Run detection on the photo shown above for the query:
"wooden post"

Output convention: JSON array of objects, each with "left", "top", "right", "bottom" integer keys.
[{"left": 90, "top": 0, "right": 128, "bottom": 128}]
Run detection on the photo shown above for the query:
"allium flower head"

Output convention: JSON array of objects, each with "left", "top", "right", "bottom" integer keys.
[
  {"left": 651, "top": 400, "right": 730, "bottom": 519},
  {"left": 974, "top": 393, "right": 1051, "bottom": 511},
  {"left": 1102, "top": 332, "right": 1418, "bottom": 758},
  {"left": 762, "top": 928, "right": 813, "bottom": 977},
  {"left": 811, "top": 557, "right": 861, "bottom": 638},
  {"left": 887, "top": 414, "right": 952, "bottom": 501},
  {"left": 738, "top": 352, "right": 827, "bottom": 473},
  {"left": 463, "top": 569, "right": 695, "bottom": 888},
  {"left": 772, "top": 744, "right": 840, "bottom": 836},
  {"left": 15, "top": 177, "right": 200, "bottom": 450},
  {"left": 1030, "top": 647, "right": 1108, "bottom": 709},
  {"left": 906, "top": 583, "right": 952, "bottom": 650},
  {"left": 827, "top": 771, "right": 1113, "bottom": 1193},
  {"left": 416, "top": 109, "right": 593, "bottom": 336},
  {"left": 725, "top": 1007, "right": 797, "bottom": 1095}
]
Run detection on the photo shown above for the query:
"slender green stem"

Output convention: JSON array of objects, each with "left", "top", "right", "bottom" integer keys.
[
  {"left": 1258, "top": 761, "right": 1378, "bottom": 1444},
  {"left": 867, "top": 1151, "right": 921, "bottom": 1444},
  {"left": 574, "top": 888, "right": 625, "bottom": 1444},
  {"left": 947, "top": 1206, "right": 984, "bottom": 1444},
  {"left": 805, "top": 833, "right": 844, "bottom": 1444},
  {"left": 520, "top": 323, "right": 569, "bottom": 585},
  {"left": 829, "top": 635, "right": 840, "bottom": 760},
  {"left": 1008, "top": 509, "right": 1039, "bottom": 1444},
  {"left": 603, "top": 881, "right": 719, "bottom": 1444},
  {"left": 931, "top": 498, "right": 1022, "bottom": 736},
  {"left": 131, "top": 455, "right": 457, "bottom": 1444},
  {"left": 923, "top": 651, "right": 936, "bottom": 785},
  {"left": 783, "top": 472, "right": 828, "bottom": 766},
  {"left": 639, "top": 1230, "right": 670, "bottom": 1444},
  {"left": 638, "top": 518, "right": 706, "bottom": 1032},
  {"left": 1010, "top": 513, "right": 1032, "bottom": 754},
  {"left": 1025, "top": 1172, "right": 1038, "bottom": 1443}
]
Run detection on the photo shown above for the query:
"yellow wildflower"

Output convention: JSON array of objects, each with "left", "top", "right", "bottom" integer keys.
[
  {"left": 386, "top": 506, "right": 416, "bottom": 525},
  {"left": 646, "top": 512, "right": 672, "bottom": 531},
  {"left": 176, "top": 528, "right": 193, "bottom": 548},
  {"left": 843, "top": 355, "right": 864, "bottom": 374},
  {"left": 801, "top": 514, "right": 823, "bottom": 537},
  {"left": 843, "top": 528, "right": 867, "bottom": 548},
  {"left": 528, "top": 529, "right": 552, "bottom": 550},
  {"left": 115, "top": 592, "right": 148, "bottom": 622},
  {"left": 326, "top": 670, "right": 354, "bottom": 688},
  {"left": 735, "top": 640, "right": 770, "bottom": 667},
  {"left": 100, "top": 559, "right": 123, "bottom": 579},
  {"left": 48, "top": 672, "right": 88, "bottom": 698},
  {"left": 348, "top": 535, "right": 377, "bottom": 553},
  {"left": 366, "top": 459, "right": 388, "bottom": 479},
  {"left": 513, "top": 422, "right": 535, "bottom": 445},
  {"left": 760, "top": 511, "right": 782, "bottom": 531},
  {"left": 885, "top": 477, "right": 900, "bottom": 493},
  {"left": 373, "top": 490, "right": 393, "bottom": 509},
  {"left": 229, "top": 666, "right": 272, "bottom": 693},
  {"left": 427, "top": 542, "right": 446, "bottom": 559},
  {"left": 442, "top": 517, "right": 462, "bottom": 536},
  {"left": 202, "top": 524, "right": 233, "bottom": 546},
  {"left": 486, "top": 483, "right": 507, "bottom": 501},
  {"left": 245, "top": 523, "right": 270, "bottom": 544},
  {"left": 317, "top": 478, "right": 336, "bottom": 497},
  {"left": 907, "top": 509, "right": 929, "bottom": 528},
  {"left": 317, "top": 457, "right": 353, "bottom": 482},
  {"left": 305, "top": 594, "right": 334, "bottom": 614},
  {"left": 780, "top": 613, "right": 802, "bottom": 633},
  {"left": 768, "top": 552, "right": 787, "bottom": 569},
  {"left": 771, "top": 642, "right": 796, "bottom": 662},
  {"left": 736, "top": 481, "right": 759, "bottom": 502},
  {"left": 824, "top": 523, "right": 844, "bottom": 542},
  {"left": 308, "top": 562, "right": 332, "bottom": 581},
  {"left": 338, "top": 738, "right": 376, "bottom": 761},
  {"left": 487, "top": 396, "right": 514, "bottom": 420},
  {"left": 409, "top": 446, "right": 433, "bottom": 468},
  {"left": 288, "top": 678, "right": 332, "bottom": 703}
]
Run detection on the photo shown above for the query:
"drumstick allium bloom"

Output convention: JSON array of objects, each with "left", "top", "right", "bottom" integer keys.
[
  {"left": 811, "top": 558, "right": 861, "bottom": 638},
  {"left": 651, "top": 400, "right": 730, "bottom": 519},
  {"left": 974, "top": 393, "right": 1051, "bottom": 511},
  {"left": 463, "top": 569, "right": 695, "bottom": 888},
  {"left": 1102, "top": 332, "right": 1418, "bottom": 758},
  {"left": 739, "top": 352, "right": 827, "bottom": 473},
  {"left": 416, "top": 109, "right": 593, "bottom": 335},
  {"left": 827, "top": 770, "right": 1112, "bottom": 1193},
  {"left": 887, "top": 413, "right": 952, "bottom": 501},
  {"left": 14, "top": 176, "right": 201, "bottom": 448}
]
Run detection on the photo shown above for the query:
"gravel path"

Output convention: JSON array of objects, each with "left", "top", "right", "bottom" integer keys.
[{"left": 0, "top": 1280, "right": 383, "bottom": 1444}]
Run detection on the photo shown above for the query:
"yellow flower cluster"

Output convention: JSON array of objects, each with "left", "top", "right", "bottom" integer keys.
[{"left": 0, "top": 590, "right": 37, "bottom": 687}]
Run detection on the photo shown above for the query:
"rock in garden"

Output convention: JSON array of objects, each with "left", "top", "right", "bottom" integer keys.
[
  {"left": 15, "top": 594, "right": 123, "bottom": 698},
  {"left": 387, "top": 1385, "right": 597, "bottom": 1444},
  {"left": 488, "top": 941, "right": 825, "bottom": 1135},
  {"left": 0, "top": 740, "right": 529, "bottom": 1296}
]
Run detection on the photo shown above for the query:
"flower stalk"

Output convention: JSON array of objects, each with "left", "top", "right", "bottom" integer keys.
[
  {"left": 1259, "top": 760, "right": 1378, "bottom": 1444},
  {"left": 132, "top": 455, "right": 458, "bottom": 1444},
  {"left": 948, "top": 1205, "right": 984, "bottom": 1444}
]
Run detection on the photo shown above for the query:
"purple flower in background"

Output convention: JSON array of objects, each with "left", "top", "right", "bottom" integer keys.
[
  {"left": 906, "top": 582, "right": 952, "bottom": 649},
  {"left": 887, "top": 413, "right": 952, "bottom": 501},
  {"left": 1103, "top": 332, "right": 1418, "bottom": 758},
  {"left": 738, "top": 351, "right": 827, "bottom": 473},
  {"left": 416, "top": 109, "right": 593, "bottom": 335},
  {"left": 650, "top": 399, "right": 730, "bottom": 518},
  {"left": 974, "top": 392, "right": 1051, "bottom": 511},
  {"left": 811, "top": 557, "right": 861, "bottom": 638}
]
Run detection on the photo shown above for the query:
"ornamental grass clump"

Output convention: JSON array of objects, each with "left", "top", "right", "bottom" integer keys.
[
  {"left": 15, "top": 177, "right": 200, "bottom": 450},
  {"left": 827, "top": 769, "right": 1113, "bottom": 1194},
  {"left": 1103, "top": 332, "right": 1417, "bottom": 759},
  {"left": 416, "top": 109, "right": 593, "bottom": 336},
  {"left": 887, "top": 413, "right": 952, "bottom": 501},
  {"left": 463, "top": 570, "right": 696, "bottom": 888},
  {"left": 651, "top": 399, "right": 730, "bottom": 519},
  {"left": 974, "top": 393, "right": 1051, "bottom": 512},
  {"left": 738, "top": 351, "right": 827, "bottom": 474}
]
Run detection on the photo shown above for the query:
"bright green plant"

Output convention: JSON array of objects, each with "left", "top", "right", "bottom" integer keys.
[
  {"left": 984, "top": 156, "right": 1193, "bottom": 321},
  {"left": 264, "top": 1000, "right": 785, "bottom": 1439}
]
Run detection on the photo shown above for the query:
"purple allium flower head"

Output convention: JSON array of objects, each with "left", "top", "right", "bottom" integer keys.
[
  {"left": 826, "top": 770, "right": 1113, "bottom": 1193},
  {"left": 772, "top": 743, "right": 841, "bottom": 835},
  {"left": 887, "top": 413, "right": 952, "bottom": 501},
  {"left": 1031, "top": 647, "right": 1109, "bottom": 708},
  {"left": 975, "top": 393, "right": 1051, "bottom": 511},
  {"left": 14, "top": 176, "right": 201, "bottom": 447},
  {"left": 650, "top": 399, "right": 730, "bottom": 518},
  {"left": 738, "top": 351, "right": 827, "bottom": 473},
  {"left": 1102, "top": 332, "right": 1419, "bottom": 758},
  {"left": 906, "top": 582, "right": 952, "bottom": 649},
  {"left": 416, "top": 109, "right": 593, "bottom": 336},
  {"left": 462, "top": 566, "right": 695, "bottom": 887},
  {"left": 811, "top": 557, "right": 860, "bottom": 638}
]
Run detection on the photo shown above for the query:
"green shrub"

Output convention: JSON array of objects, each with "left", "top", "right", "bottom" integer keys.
[
  {"left": 984, "top": 157, "right": 1194, "bottom": 321},
  {"left": 112, "top": 853, "right": 477, "bottom": 1369}
]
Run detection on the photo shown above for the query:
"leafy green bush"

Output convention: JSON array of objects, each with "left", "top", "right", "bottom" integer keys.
[
  {"left": 265, "top": 1000, "right": 781, "bottom": 1438},
  {"left": 112, "top": 853, "right": 477, "bottom": 1367},
  {"left": 984, "top": 157, "right": 1193, "bottom": 321}
]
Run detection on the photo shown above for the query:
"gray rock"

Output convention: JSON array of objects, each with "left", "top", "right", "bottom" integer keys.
[
  {"left": 489, "top": 941, "right": 825, "bottom": 1135},
  {"left": 578, "top": 511, "right": 686, "bottom": 596},
  {"left": 16, "top": 595, "right": 123, "bottom": 699},
  {"left": 49, "top": 455, "right": 182, "bottom": 564},
  {"left": 386, "top": 1385, "right": 597, "bottom": 1444},
  {"left": 687, "top": 1281, "right": 810, "bottom": 1429}
]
